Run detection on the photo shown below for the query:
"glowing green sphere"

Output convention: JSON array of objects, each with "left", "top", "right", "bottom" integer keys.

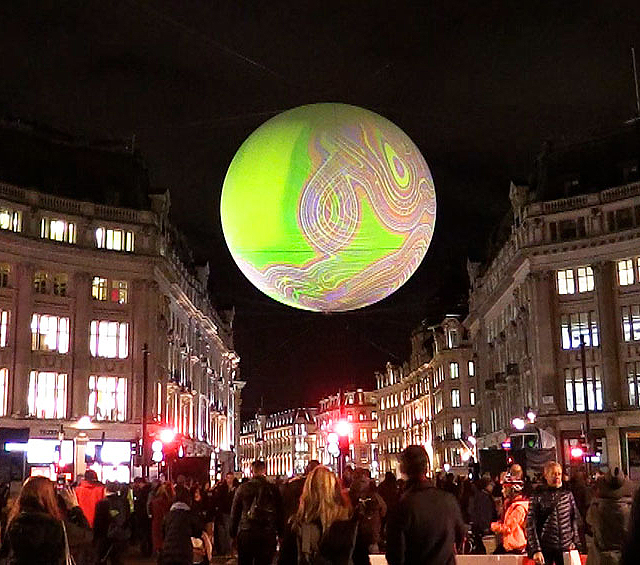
[{"left": 220, "top": 103, "right": 436, "bottom": 312}]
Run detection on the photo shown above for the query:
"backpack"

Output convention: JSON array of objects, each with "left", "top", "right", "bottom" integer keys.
[
  {"left": 297, "top": 522, "right": 331, "bottom": 565},
  {"left": 246, "top": 483, "right": 276, "bottom": 529},
  {"left": 106, "top": 495, "right": 130, "bottom": 541}
]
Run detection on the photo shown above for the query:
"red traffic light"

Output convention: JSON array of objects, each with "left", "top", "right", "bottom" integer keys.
[
  {"left": 335, "top": 420, "right": 351, "bottom": 437},
  {"left": 570, "top": 446, "right": 584, "bottom": 459},
  {"left": 160, "top": 428, "right": 176, "bottom": 443}
]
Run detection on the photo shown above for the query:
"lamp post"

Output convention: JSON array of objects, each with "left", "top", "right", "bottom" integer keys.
[
  {"left": 142, "top": 343, "right": 149, "bottom": 479},
  {"left": 579, "top": 335, "right": 591, "bottom": 478}
]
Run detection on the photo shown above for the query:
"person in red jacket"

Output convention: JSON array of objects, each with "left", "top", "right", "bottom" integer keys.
[{"left": 75, "top": 469, "right": 105, "bottom": 528}]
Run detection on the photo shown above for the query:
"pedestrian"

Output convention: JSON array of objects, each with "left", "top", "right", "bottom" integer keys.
[
  {"left": 622, "top": 482, "right": 640, "bottom": 565},
  {"left": 491, "top": 477, "right": 529, "bottom": 554},
  {"left": 133, "top": 477, "right": 152, "bottom": 557},
  {"left": 278, "top": 465, "right": 362, "bottom": 565},
  {"left": 158, "top": 487, "right": 204, "bottom": 565},
  {"left": 151, "top": 482, "right": 174, "bottom": 555},
  {"left": 377, "top": 471, "right": 399, "bottom": 550},
  {"left": 75, "top": 469, "right": 105, "bottom": 528},
  {"left": 526, "top": 461, "right": 582, "bottom": 565},
  {"left": 230, "top": 459, "right": 284, "bottom": 565},
  {"left": 213, "top": 472, "right": 237, "bottom": 556},
  {"left": 56, "top": 485, "right": 93, "bottom": 565},
  {"left": 0, "top": 476, "right": 67, "bottom": 565},
  {"left": 93, "top": 482, "right": 131, "bottom": 565},
  {"left": 386, "top": 445, "right": 466, "bottom": 565},
  {"left": 281, "top": 460, "right": 320, "bottom": 525},
  {"left": 469, "top": 477, "right": 497, "bottom": 554},
  {"left": 349, "top": 467, "right": 386, "bottom": 554},
  {"left": 586, "top": 467, "right": 635, "bottom": 565}
]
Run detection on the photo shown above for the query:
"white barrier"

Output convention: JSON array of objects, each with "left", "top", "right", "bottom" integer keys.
[{"left": 370, "top": 555, "right": 528, "bottom": 565}]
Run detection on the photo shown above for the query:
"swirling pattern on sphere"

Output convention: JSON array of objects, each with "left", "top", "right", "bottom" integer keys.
[{"left": 220, "top": 103, "right": 436, "bottom": 312}]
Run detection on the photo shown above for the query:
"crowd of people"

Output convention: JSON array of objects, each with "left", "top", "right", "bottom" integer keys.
[{"left": 0, "top": 449, "right": 639, "bottom": 565}]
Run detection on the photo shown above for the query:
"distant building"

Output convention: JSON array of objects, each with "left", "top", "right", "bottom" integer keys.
[
  {"left": 0, "top": 122, "right": 242, "bottom": 482},
  {"left": 375, "top": 364, "right": 408, "bottom": 474},
  {"left": 316, "top": 389, "right": 379, "bottom": 477},
  {"left": 238, "top": 408, "right": 317, "bottom": 478},
  {"left": 466, "top": 125, "right": 640, "bottom": 477}
]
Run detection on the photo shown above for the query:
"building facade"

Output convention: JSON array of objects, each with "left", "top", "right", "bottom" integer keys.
[
  {"left": 316, "top": 389, "right": 379, "bottom": 477},
  {"left": 466, "top": 127, "right": 640, "bottom": 478},
  {"left": 238, "top": 408, "right": 317, "bottom": 478},
  {"left": 0, "top": 180, "right": 243, "bottom": 482},
  {"left": 375, "top": 363, "right": 408, "bottom": 474}
]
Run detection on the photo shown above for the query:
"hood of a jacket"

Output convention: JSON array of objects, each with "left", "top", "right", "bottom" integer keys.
[{"left": 170, "top": 502, "right": 191, "bottom": 512}]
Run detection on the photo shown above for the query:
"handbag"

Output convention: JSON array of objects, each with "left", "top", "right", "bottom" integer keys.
[
  {"left": 563, "top": 549, "right": 581, "bottom": 565},
  {"left": 61, "top": 521, "right": 76, "bottom": 565}
]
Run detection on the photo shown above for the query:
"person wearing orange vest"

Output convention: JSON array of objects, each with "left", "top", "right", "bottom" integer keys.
[
  {"left": 75, "top": 469, "right": 106, "bottom": 527},
  {"left": 491, "top": 477, "right": 530, "bottom": 554}
]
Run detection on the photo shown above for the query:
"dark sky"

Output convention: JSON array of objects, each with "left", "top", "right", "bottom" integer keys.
[{"left": 2, "top": 1, "right": 640, "bottom": 416}]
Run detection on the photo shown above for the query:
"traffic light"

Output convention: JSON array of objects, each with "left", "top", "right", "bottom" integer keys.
[
  {"left": 327, "top": 432, "right": 340, "bottom": 458},
  {"left": 335, "top": 420, "right": 352, "bottom": 458}
]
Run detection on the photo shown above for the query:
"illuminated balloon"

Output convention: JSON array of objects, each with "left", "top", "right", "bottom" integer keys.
[{"left": 220, "top": 103, "right": 436, "bottom": 312}]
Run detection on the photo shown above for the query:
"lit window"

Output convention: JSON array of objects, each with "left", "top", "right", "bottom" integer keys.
[
  {"left": 92, "top": 277, "right": 108, "bottom": 301},
  {"left": 453, "top": 418, "right": 462, "bottom": 439},
  {"left": 31, "top": 314, "right": 70, "bottom": 354},
  {"left": 111, "top": 281, "right": 128, "bottom": 304},
  {"left": 468, "top": 360, "right": 475, "bottom": 377},
  {"left": 557, "top": 269, "right": 575, "bottom": 295},
  {"left": 470, "top": 419, "right": 478, "bottom": 436},
  {"left": 156, "top": 382, "right": 162, "bottom": 419},
  {"left": 53, "top": 274, "right": 67, "bottom": 297},
  {"left": 28, "top": 371, "right": 67, "bottom": 419},
  {"left": 41, "top": 218, "right": 76, "bottom": 244},
  {"left": 434, "top": 391, "right": 443, "bottom": 414},
  {"left": 447, "top": 329, "right": 459, "bottom": 348},
  {"left": 88, "top": 376, "right": 127, "bottom": 422},
  {"left": 451, "top": 389, "right": 461, "bottom": 408},
  {"left": 0, "top": 368, "right": 7, "bottom": 416},
  {"left": 627, "top": 362, "right": 640, "bottom": 406},
  {"left": 95, "top": 228, "right": 134, "bottom": 252},
  {"left": 0, "top": 264, "right": 8, "bottom": 288},
  {"left": 565, "top": 367, "right": 603, "bottom": 412},
  {"left": 90, "top": 320, "right": 129, "bottom": 358},
  {"left": 372, "top": 429, "right": 378, "bottom": 440},
  {"left": 622, "top": 305, "right": 640, "bottom": 342},
  {"left": 560, "top": 312, "right": 599, "bottom": 349},
  {"left": 618, "top": 259, "right": 635, "bottom": 286},
  {"left": 577, "top": 266, "right": 594, "bottom": 292},
  {"left": 0, "top": 208, "right": 21, "bottom": 232},
  {"left": 360, "top": 429, "right": 368, "bottom": 442},
  {"left": 450, "top": 362, "right": 459, "bottom": 379},
  {"left": 33, "top": 272, "right": 48, "bottom": 294},
  {"left": 0, "top": 310, "right": 8, "bottom": 347},
  {"left": 469, "top": 388, "right": 476, "bottom": 406}
]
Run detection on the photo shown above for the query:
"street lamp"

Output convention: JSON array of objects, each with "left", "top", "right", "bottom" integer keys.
[{"left": 512, "top": 417, "right": 526, "bottom": 430}]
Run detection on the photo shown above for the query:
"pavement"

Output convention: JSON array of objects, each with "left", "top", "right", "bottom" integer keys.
[{"left": 124, "top": 548, "right": 237, "bottom": 565}]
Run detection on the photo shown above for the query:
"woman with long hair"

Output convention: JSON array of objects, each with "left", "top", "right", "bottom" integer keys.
[
  {"left": 0, "top": 476, "right": 67, "bottom": 564},
  {"left": 278, "top": 466, "right": 367, "bottom": 565},
  {"left": 151, "top": 481, "right": 174, "bottom": 555}
]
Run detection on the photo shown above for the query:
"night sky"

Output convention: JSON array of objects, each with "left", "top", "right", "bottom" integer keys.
[{"left": 2, "top": 2, "right": 640, "bottom": 416}]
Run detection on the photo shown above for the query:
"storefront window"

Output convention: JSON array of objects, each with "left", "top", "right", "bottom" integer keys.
[
  {"left": 88, "top": 376, "right": 127, "bottom": 422},
  {"left": 28, "top": 371, "right": 67, "bottom": 419}
]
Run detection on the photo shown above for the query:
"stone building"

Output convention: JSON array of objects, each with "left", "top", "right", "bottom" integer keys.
[
  {"left": 374, "top": 363, "right": 406, "bottom": 474},
  {"left": 316, "top": 389, "right": 379, "bottom": 476},
  {"left": 465, "top": 125, "right": 640, "bottom": 477},
  {"left": 0, "top": 125, "right": 242, "bottom": 481},
  {"left": 238, "top": 408, "right": 317, "bottom": 478}
]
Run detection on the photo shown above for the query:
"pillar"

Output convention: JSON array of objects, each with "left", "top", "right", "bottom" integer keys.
[
  {"left": 72, "top": 272, "right": 92, "bottom": 419},
  {"left": 11, "top": 262, "right": 34, "bottom": 416}
]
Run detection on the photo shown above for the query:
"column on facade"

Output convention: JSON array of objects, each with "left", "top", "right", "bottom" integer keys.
[
  {"left": 11, "top": 262, "right": 34, "bottom": 416},
  {"left": 528, "top": 271, "right": 560, "bottom": 413},
  {"left": 594, "top": 262, "right": 623, "bottom": 409},
  {"left": 131, "top": 279, "right": 151, "bottom": 422},
  {"left": 71, "top": 272, "right": 92, "bottom": 419}
]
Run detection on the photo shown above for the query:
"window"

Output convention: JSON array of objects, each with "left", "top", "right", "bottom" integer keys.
[
  {"left": 0, "top": 310, "right": 8, "bottom": 347},
  {"left": 31, "top": 314, "right": 70, "bottom": 354},
  {"left": 0, "top": 368, "right": 7, "bottom": 416},
  {"left": 628, "top": 362, "right": 640, "bottom": 406},
  {"left": 92, "top": 277, "right": 108, "bottom": 301},
  {"left": 560, "top": 312, "right": 599, "bottom": 349},
  {"left": 451, "top": 388, "right": 461, "bottom": 407},
  {"left": 450, "top": 362, "right": 459, "bottom": 379},
  {"left": 90, "top": 321, "right": 129, "bottom": 358},
  {"left": 156, "top": 382, "right": 163, "bottom": 419},
  {"left": 577, "top": 266, "right": 594, "bottom": 293},
  {"left": 111, "top": 281, "right": 128, "bottom": 304},
  {"left": 28, "top": 371, "right": 67, "bottom": 419},
  {"left": 41, "top": 218, "right": 76, "bottom": 244},
  {"left": 469, "top": 388, "right": 476, "bottom": 406},
  {"left": 0, "top": 208, "right": 21, "bottom": 232},
  {"left": 565, "top": 366, "right": 603, "bottom": 412},
  {"left": 447, "top": 329, "right": 459, "bottom": 348},
  {"left": 0, "top": 264, "right": 8, "bottom": 288},
  {"left": 453, "top": 418, "right": 462, "bottom": 439},
  {"left": 470, "top": 418, "right": 478, "bottom": 436},
  {"left": 88, "top": 376, "right": 127, "bottom": 422},
  {"left": 53, "top": 274, "right": 67, "bottom": 297},
  {"left": 95, "top": 228, "right": 134, "bottom": 252},
  {"left": 434, "top": 391, "right": 443, "bottom": 414},
  {"left": 34, "top": 272, "right": 48, "bottom": 294},
  {"left": 557, "top": 269, "right": 575, "bottom": 295},
  {"left": 468, "top": 360, "right": 475, "bottom": 377},
  {"left": 92, "top": 277, "right": 128, "bottom": 304},
  {"left": 622, "top": 305, "right": 640, "bottom": 342},
  {"left": 372, "top": 429, "right": 378, "bottom": 440},
  {"left": 618, "top": 259, "right": 635, "bottom": 286},
  {"left": 360, "top": 429, "right": 368, "bottom": 442}
]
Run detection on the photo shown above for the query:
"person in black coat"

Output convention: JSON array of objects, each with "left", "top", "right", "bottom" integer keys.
[
  {"left": 0, "top": 476, "right": 67, "bottom": 565},
  {"left": 386, "top": 445, "right": 466, "bottom": 565},
  {"left": 526, "top": 461, "right": 581, "bottom": 565},
  {"left": 94, "top": 482, "right": 131, "bottom": 565},
  {"left": 158, "top": 487, "right": 204, "bottom": 565},
  {"left": 469, "top": 477, "right": 497, "bottom": 554},
  {"left": 230, "top": 460, "right": 284, "bottom": 565}
]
